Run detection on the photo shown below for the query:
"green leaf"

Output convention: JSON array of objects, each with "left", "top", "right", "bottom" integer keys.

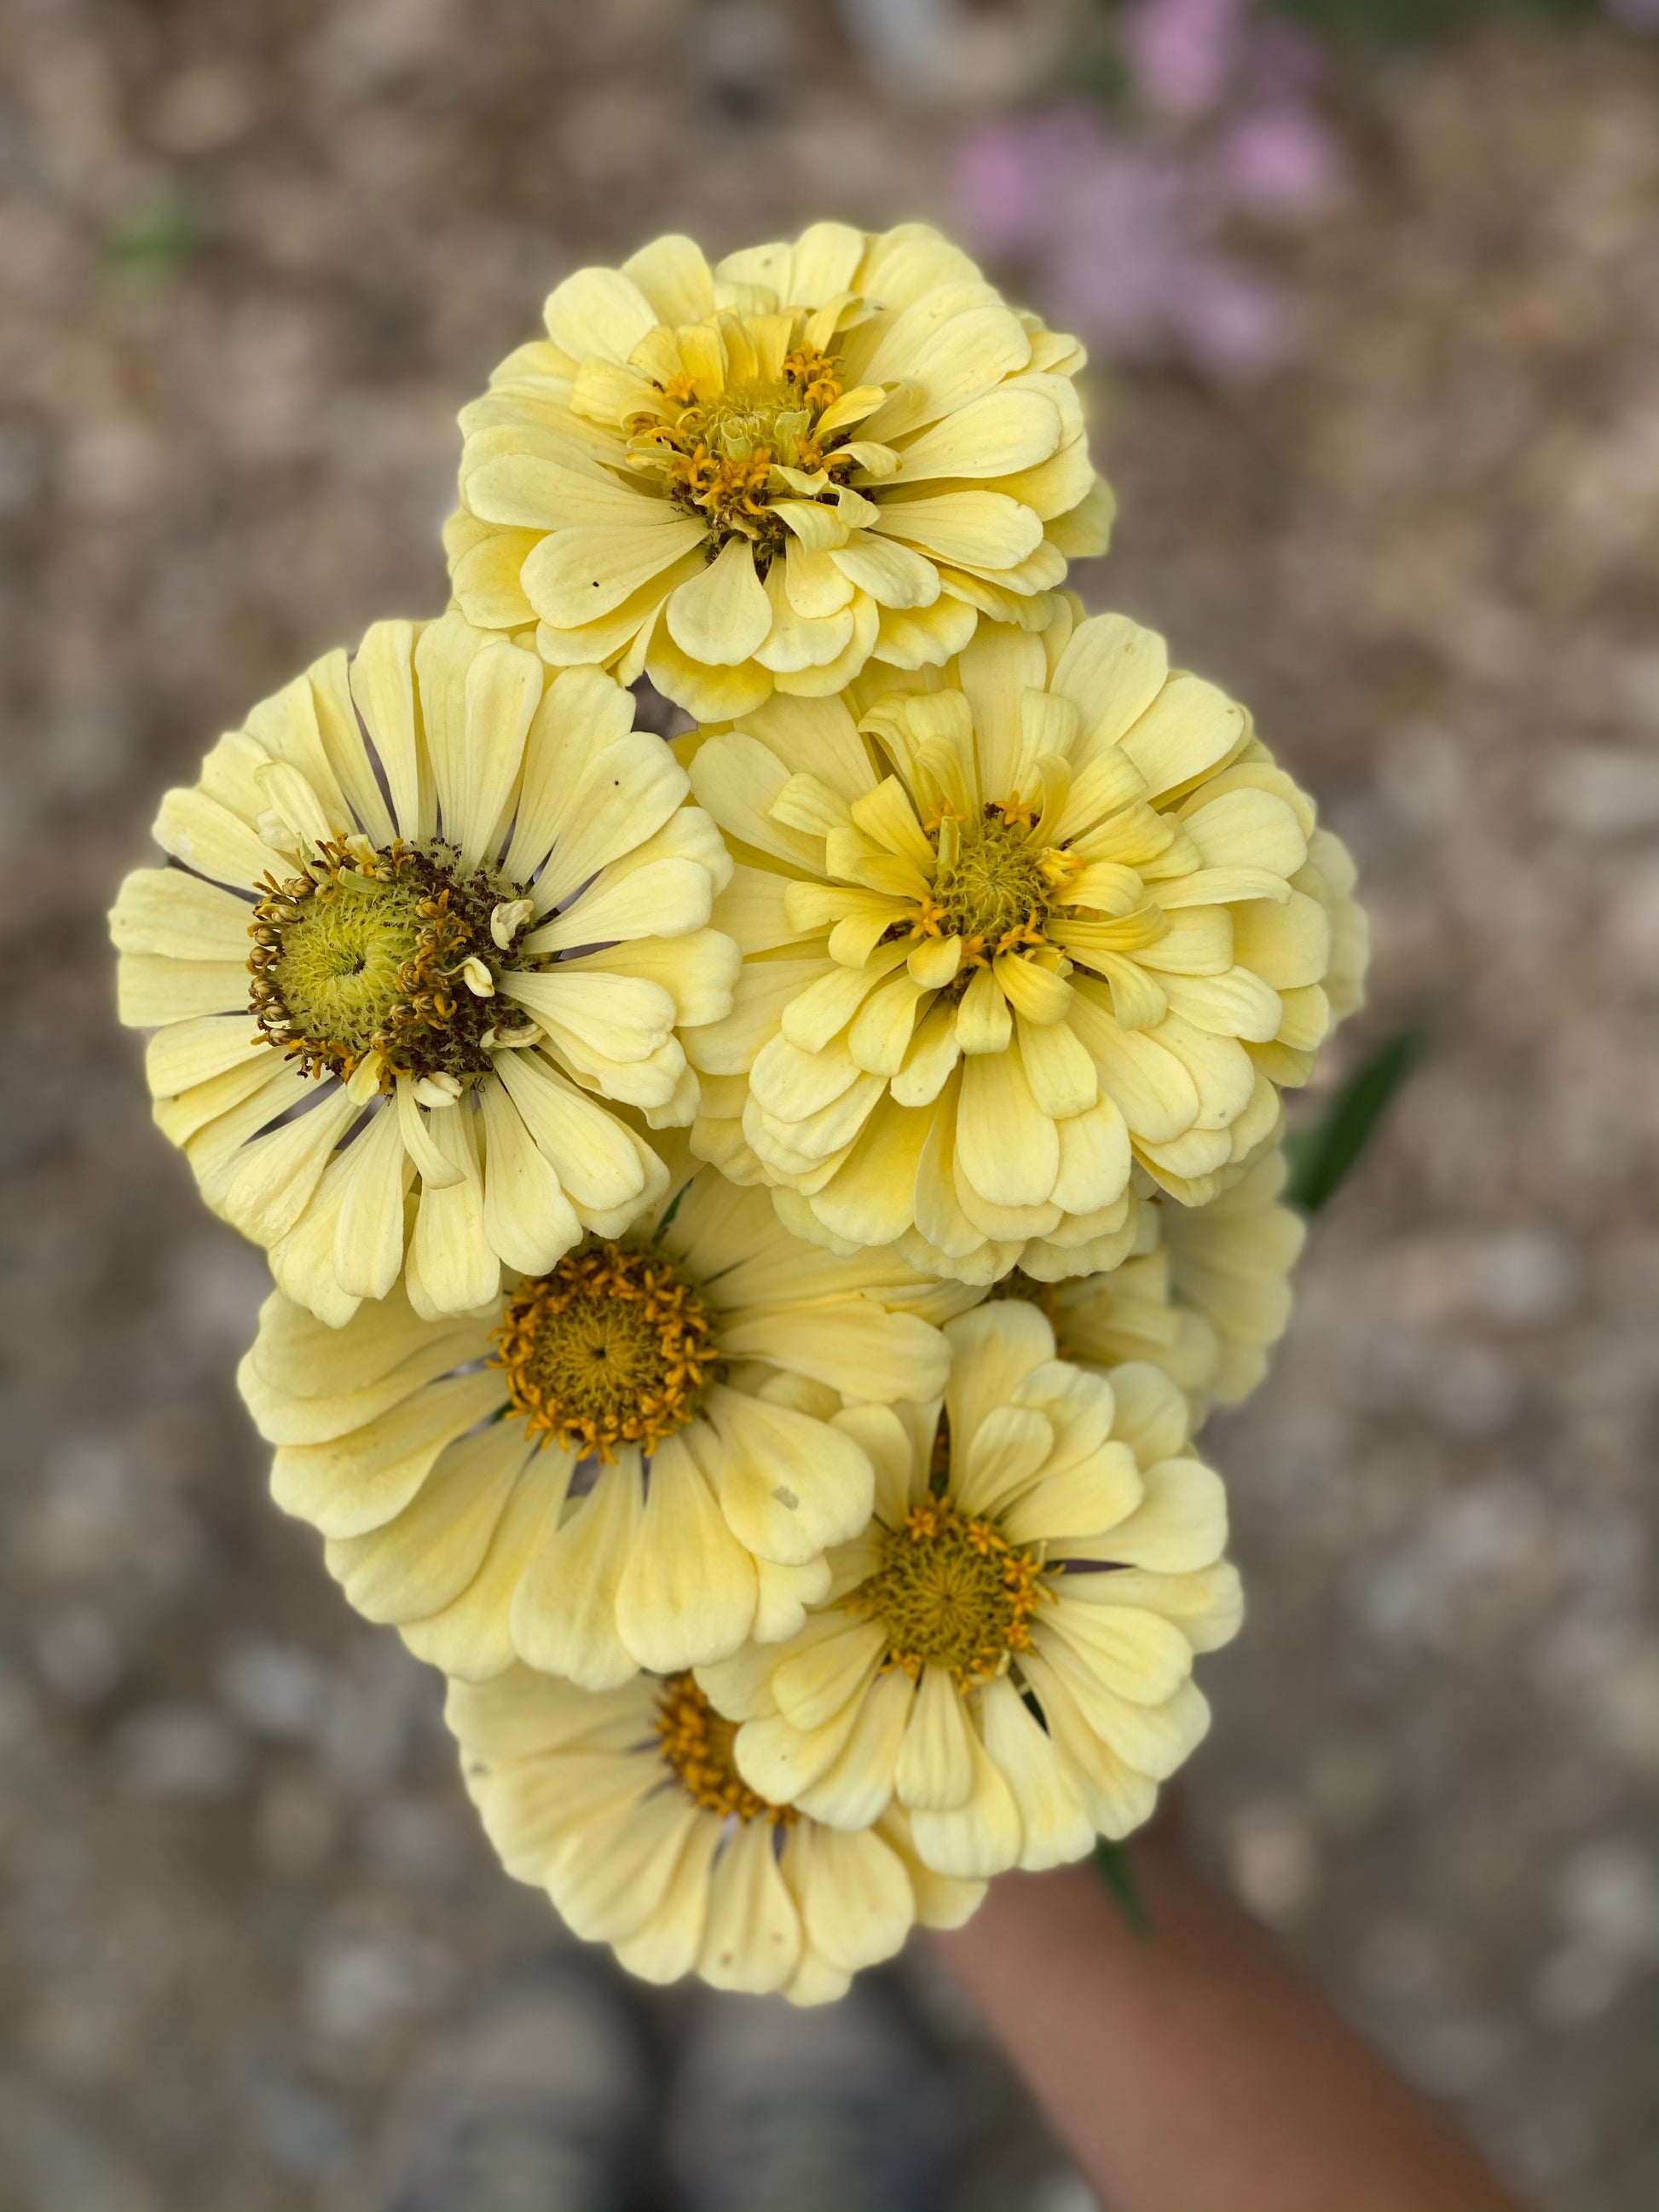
[
  {"left": 1093, "top": 1837, "right": 1152, "bottom": 1937},
  {"left": 650, "top": 1179, "right": 690, "bottom": 1244},
  {"left": 1284, "top": 1029, "right": 1420, "bottom": 1215}
]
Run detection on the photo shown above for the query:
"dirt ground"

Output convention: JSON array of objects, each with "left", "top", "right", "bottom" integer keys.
[{"left": 1, "top": 3, "right": 1656, "bottom": 2207}]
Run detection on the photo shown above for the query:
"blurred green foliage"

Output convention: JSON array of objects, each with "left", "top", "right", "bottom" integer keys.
[
  {"left": 1095, "top": 1837, "right": 1153, "bottom": 1934},
  {"left": 1284, "top": 1031, "right": 1421, "bottom": 1214},
  {"left": 1278, "top": 0, "right": 1604, "bottom": 39},
  {"left": 101, "top": 185, "right": 201, "bottom": 287},
  {"left": 1082, "top": 0, "right": 1608, "bottom": 49}
]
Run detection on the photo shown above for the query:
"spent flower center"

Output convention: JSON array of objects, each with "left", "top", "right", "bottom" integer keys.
[
  {"left": 248, "top": 837, "right": 535, "bottom": 1088},
  {"left": 851, "top": 1496, "right": 1049, "bottom": 1689},
  {"left": 492, "top": 1241, "right": 720, "bottom": 1460},
  {"left": 656, "top": 1673, "right": 792, "bottom": 1825}
]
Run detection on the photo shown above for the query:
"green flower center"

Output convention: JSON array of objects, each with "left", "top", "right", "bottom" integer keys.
[
  {"left": 247, "top": 838, "right": 533, "bottom": 1088},
  {"left": 491, "top": 1240, "right": 721, "bottom": 1461},
  {"left": 850, "top": 1493, "right": 1049, "bottom": 1689},
  {"left": 685, "top": 380, "right": 815, "bottom": 468},
  {"left": 921, "top": 808, "right": 1055, "bottom": 966}
]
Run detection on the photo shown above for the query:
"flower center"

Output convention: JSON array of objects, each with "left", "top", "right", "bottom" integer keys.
[
  {"left": 910, "top": 806, "right": 1056, "bottom": 973},
  {"left": 248, "top": 838, "right": 534, "bottom": 1088},
  {"left": 627, "top": 335, "right": 854, "bottom": 569},
  {"left": 850, "top": 1495, "right": 1049, "bottom": 1689},
  {"left": 656, "top": 1672, "right": 793, "bottom": 1825},
  {"left": 491, "top": 1240, "right": 720, "bottom": 1460}
]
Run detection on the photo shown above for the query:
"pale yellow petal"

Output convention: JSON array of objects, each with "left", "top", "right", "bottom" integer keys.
[
  {"left": 894, "top": 1664, "right": 974, "bottom": 1812},
  {"left": 323, "top": 1423, "right": 534, "bottom": 1625},
  {"left": 269, "top": 1368, "right": 503, "bottom": 1541},
  {"left": 510, "top": 1458, "right": 645, "bottom": 1689},
  {"left": 666, "top": 535, "right": 772, "bottom": 667},
  {"left": 784, "top": 1822, "right": 914, "bottom": 1973},
  {"left": 697, "top": 1818, "right": 801, "bottom": 1995},
  {"left": 614, "top": 1434, "right": 758, "bottom": 1671},
  {"left": 697, "top": 1388, "right": 874, "bottom": 1568},
  {"left": 978, "top": 1675, "right": 1093, "bottom": 1873},
  {"left": 408, "top": 1103, "right": 500, "bottom": 1320},
  {"left": 906, "top": 1715, "right": 1023, "bottom": 1880},
  {"left": 332, "top": 1102, "right": 413, "bottom": 1302},
  {"left": 477, "top": 1079, "right": 581, "bottom": 1277},
  {"left": 875, "top": 491, "right": 1042, "bottom": 571},
  {"left": 956, "top": 1047, "right": 1057, "bottom": 1210}
]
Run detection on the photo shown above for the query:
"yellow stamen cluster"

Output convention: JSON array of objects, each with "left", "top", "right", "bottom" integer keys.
[
  {"left": 908, "top": 805, "right": 1063, "bottom": 979},
  {"left": 248, "top": 837, "right": 532, "bottom": 1088},
  {"left": 492, "top": 1240, "right": 720, "bottom": 1460},
  {"left": 850, "top": 1499, "right": 1050, "bottom": 1690},
  {"left": 662, "top": 443, "right": 777, "bottom": 545},
  {"left": 626, "top": 338, "right": 856, "bottom": 566},
  {"left": 656, "top": 1672, "right": 792, "bottom": 1825}
]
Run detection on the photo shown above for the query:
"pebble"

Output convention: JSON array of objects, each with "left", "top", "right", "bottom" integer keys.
[{"left": 111, "top": 1706, "right": 247, "bottom": 1799}]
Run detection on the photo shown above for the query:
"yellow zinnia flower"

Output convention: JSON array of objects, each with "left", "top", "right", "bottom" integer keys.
[
  {"left": 446, "top": 222, "right": 1112, "bottom": 722},
  {"left": 237, "top": 1164, "right": 973, "bottom": 1687},
  {"left": 685, "top": 600, "right": 1361, "bottom": 1284},
  {"left": 700, "top": 1304, "right": 1241, "bottom": 1880},
  {"left": 1000, "top": 1146, "right": 1307, "bottom": 1419},
  {"left": 111, "top": 615, "right": 739, "bottom": 1323},
  {"left": 448, "top": 1666, "right": 983, "bottom": 2004}
]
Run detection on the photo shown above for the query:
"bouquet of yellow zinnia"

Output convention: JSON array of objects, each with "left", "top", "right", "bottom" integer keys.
[{"left": 110, "top": 220, "right": 1367, "bottom": 2002}]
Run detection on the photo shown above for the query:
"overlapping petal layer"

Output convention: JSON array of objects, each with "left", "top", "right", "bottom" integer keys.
[
  {"left": 700, "top": 1303, "right": 1242, "bottom": 1880},
  {"left": 448, "top": 1666, "right": 983, "bottom": 2004},
  {"left": 1009, "top": 1146, "right": 1307, "bottom": 1421},
  {"left": 685, "top": 601, "right": 1362, "bottom": 1283},
  {"left": 111, "top": 615, "right": 740, "bottom": 1322},
  {"left": 237, "top": 1160, "right": 976, "bottom": 1686},
  {"left": 447, "top": 222, "right": 1113, "bottom": 719}
]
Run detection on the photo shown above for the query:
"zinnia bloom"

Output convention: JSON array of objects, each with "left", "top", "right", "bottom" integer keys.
[
  {"left": 445, "top": 222, "right": 1112, "bottom": 722},
  {"left": 237, "top": 1165, "right": 972, "bottom": 1686},
  {"left": 1003, "top": 1146, "right": 1306, "bottom": 1418},
  {"left": 685, "top": 602, "right": 1356, "bottom": 1282},
  {"left": 700, "top": 1303, "right": 1241, "bottom": 1879},
  {"left": 111, "top": 615, "right": 738, "bottom": 1323},
  {"left": 448, "top": 1666, "right": 983, "bottom": 2004}
]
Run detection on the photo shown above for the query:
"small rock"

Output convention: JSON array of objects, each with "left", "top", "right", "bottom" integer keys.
[
  {"left": 1544, "top": 745, "right": 1659, "bottom": 837},
  {"left": 33, "top": 1608, "right": 124, "bottom": 1705},
  {"left": 1465, "top": 1227, "right": 1582, "bottom": 1327},
  {"left": 302, "top": 1929, "right": 454, "bottom": 2046},
  {"left": 217, "top": 1638, "right": 328, "bottom": 1742},
  {"left": 358, "top": 1797, "right": 471, "bottom": 1886},
  {"left": 254, "top": 1774, "right": 339, "bottom": 1881},
  {"left": 112, "top": 1706, "right": 246, "bottom": 1799}
]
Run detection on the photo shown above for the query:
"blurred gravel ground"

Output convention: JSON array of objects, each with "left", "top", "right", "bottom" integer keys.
[{"left": 0, "top": 3, "right": 1655, "bottom": 2208}]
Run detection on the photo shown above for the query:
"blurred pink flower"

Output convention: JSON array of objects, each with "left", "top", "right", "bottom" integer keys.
[
  {"left": 952, "top": 101, "right": 1298, "bottom": 378},
  {"left": 1176, "top": 256, "right": 1300, "bottom": 377},
  {"left": 1119, "top": 0, "right": 1247, "bottom": 119},
  {"left": 953, "top": 101, "right": 1106, "bottom": 255},
  {"left": 1210, "top": 103, "right": 1346, "bottom": 217},
  {"left": 951, "top": 0, "right": 1343, "bottom": 383},
  {"left": 1242, "top": 15, "right": 1328, "bottom": 100}
]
